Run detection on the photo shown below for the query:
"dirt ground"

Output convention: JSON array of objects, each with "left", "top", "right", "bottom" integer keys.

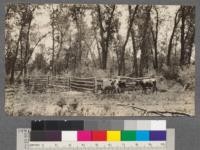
[{"left": 5, "top": 82, "right": 194, "bottom": 116}]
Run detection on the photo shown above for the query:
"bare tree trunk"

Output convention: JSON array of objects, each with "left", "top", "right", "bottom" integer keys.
[
  {"left": 151, "top": 7, "right": 159, "bottom": 70},
  {"left": 16, "top": 32, "right": 50, "bottom": 79},
  {"left": 78, "top": 21, "right": 82, "bottom": 68},
  {"left": 139, "top": 6, "right": 152, "bottom": 77},
  {"left": 23, "top": 20, "right": 32, "bottom": 77},
  {"left": 56, "top": 32, "right": 63, "bottom": 60},
  {"left": 188, "top": 29, "right": 195, "bottom": 64},
  {"left": 97, "top": 5, "right": 115, "bottom": 70},
  {"left": 104, "top": 7, "right": 115, "bottom": 70},
  {"left": 102, "top": 48, "right": 108, "bottom": 70},
  {"left": 74, "top": 15, "right": 83, "bottom": 71},
  {"left": 180, "top": 6, "right": 186, "bottom": 66},
  {"left": 97, "top": 41, "right": 102, "bottom": 67},
  {"left": 54, "top": 32, "right": 64, "bottom": 74},
  {"left": 167, "top": 8, "right": 181, "bottom": 66},
  {"left": 73, "top": 55, "right": 77, "bottom": 74},
  {"left": 115, "top": 47, "right": 121, "bottom": 76},
  {"left": 65, "top": 54, "right": 70, "bottom": 73},
  {"left": 10, "top": 22, "right": 25, "bottom": 84},
  {"left": 131, "top": 29, "right": 138, "bottom": 77},
  {"left": 83, "top": 39, "right": 97, "bottom": 68},
  {"left": 174, "top": 35, "right": 178, "bottom": 60},
  {"left": 51, "top": 8, "right": 55, "bottom": 76},
  {"left": 20, "top": 38, "right": 23, "bottom": 75},
  {"left": 118, "top": 5, "right": 138, "bottom": 75},
  {"left": 97, "top": 5, "right": 106, "bottom": 69},
  {"left": 93, "top": 29, "right": 102, "bottom": 67}
]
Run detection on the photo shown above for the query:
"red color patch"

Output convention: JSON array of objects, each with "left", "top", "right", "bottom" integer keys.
[{"left": 92, "top": 131, "right": 107, "bottom": 141}]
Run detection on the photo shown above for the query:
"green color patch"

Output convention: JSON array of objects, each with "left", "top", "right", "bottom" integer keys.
[{"left": 121, "top": 131, "right": 136, "bottom": 141}]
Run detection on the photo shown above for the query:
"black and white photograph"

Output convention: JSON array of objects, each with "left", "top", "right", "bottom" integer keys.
[{"left": 5, "top": 4, "right": 195, "bottom": 116}]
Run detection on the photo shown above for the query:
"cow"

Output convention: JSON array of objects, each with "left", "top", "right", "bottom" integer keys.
[
  {"left": 136, "top": 78, "right": 157, "bottom": 94},
  {"left": 98, "top": 78, "right": 126, "bottom": 94},
  {"left": 115, "top": 80, "right": 126, "bottom": 93},
  {"left": 100, "top": 79, "right": 116, "bottom": 94}
]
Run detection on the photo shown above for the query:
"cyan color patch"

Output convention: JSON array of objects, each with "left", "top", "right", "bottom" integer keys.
[{"left": 136, "top": 131, "right": 150, "bottom": 141}]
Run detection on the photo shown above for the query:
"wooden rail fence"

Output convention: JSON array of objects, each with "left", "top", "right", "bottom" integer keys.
[
  {"left": 23, "top": 76, "right": 159, "bottom": 93},
  {"left": 70, "top": 77, "right": 96, "bottom": 92}
]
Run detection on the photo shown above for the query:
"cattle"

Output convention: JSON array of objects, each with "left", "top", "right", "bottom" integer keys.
[
  {"left": 136, "top": 78, "right": 157, "bottom": 94},
  {"left": 99, "top": 78, "right": 126, "bottom": 94},
  {"left": 115, "top": 80, "right": 126, "bottom": 93},
  {"left": 100, "top": 79, "right": 116, "bottom": 94}
]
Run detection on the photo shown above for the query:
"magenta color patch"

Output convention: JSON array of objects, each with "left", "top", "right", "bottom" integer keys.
[{"left": 77, "top": 131, "right": 92, "bottom": 141}]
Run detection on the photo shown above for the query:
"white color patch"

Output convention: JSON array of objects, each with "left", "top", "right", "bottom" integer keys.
[
  {"left": 62, "top": 131, "right": 77, "bottom": 141},
  {"left": 151, "top": 120, "right": 166, "bottom": 130}
]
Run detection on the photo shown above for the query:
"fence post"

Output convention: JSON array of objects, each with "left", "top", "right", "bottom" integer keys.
[
  {"left": 28, "top": 77, "right": 30, "bottom": 87},
  {"left": 94, "top": 77, "right": 97, "bottom": 93},
  {"left": 47, "top": 76, "right": 49, "bottom": 85},
  {"left": 69, "top": 77, "right": 71, "bottom": 91}
]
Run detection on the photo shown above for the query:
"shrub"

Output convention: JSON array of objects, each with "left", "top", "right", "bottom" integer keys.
[
  {"left": 161, "top": 64, "right": 179, "bottom": 80},
  {"left": 178, "top": 65, "right": 195, "bottom": 90},
  {"left": 56, "top": 98, "right": 66, "bottom": 108}
]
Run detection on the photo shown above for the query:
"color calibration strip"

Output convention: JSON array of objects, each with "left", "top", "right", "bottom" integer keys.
[
  {"left": 17, "top": 120, "right": 170, "bottom": 150},
  {"left": 30, "top": 130, "right": 166, "bottom": 141},
  {"left": 30, "top": 120, "right": 166, "bottom": 142},
  {"left": 17, "top": 128, "right": 175, "bottom": 150},
  {"left": 31, "top": 120, "right": 166, "bottom": 131}
]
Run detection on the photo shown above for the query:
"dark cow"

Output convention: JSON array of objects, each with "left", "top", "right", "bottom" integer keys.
[
  {"left": 116, "top": 80, "right": 126, "bottom": 93},
  {"left": 136, "top": 78, "right": 157, "bottom": 94}
]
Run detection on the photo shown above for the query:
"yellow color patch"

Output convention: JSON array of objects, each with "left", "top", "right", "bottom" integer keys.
[{"left": 107, "top": 131, "right": 121, "bottom": 141}]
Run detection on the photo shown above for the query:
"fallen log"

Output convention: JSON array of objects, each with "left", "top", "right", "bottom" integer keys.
[
  {"left": 116, "top": 103, "right": 191, "bottom": 116},
  {"left": 148, "top": 111, "right": 191, "bottom": 117}
]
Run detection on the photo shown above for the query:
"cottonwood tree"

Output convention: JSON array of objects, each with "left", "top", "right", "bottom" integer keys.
[
  {"left": 49, "top": 5, "right": 57, "bottom": 75},
  {"left": 6, "top": 4, "right": 50, "bottom": 83},
  {"left": 69, "top": 5, "right": 86, "bottom": 72},
  {"left": 50, "top": 4, "right": 71, "bottom": 74},
  {"left": 167, "top": 7, "right": 181, "bottom": 66},
  {"left": 180, "top": 6, "right": 195, "bottom": 66},
  {"left": 117, "top": 5, "right": 139, "bottom": 75},
  {"left": 166, "top": 6, "right": 195, "bottom": 67},
  {"left": 130, "top": 27, "right": 138, "bottom": 77},
  {"left": 5, "top": 4, "right": 17, "bottom": 76},
  {"left": 92, "top": 5, "right": 118, "bottom": 70},
  {"left": 150, "top": 6, "right": 159, "bottom": 70},
  {"left": 184, "top": 7, "right": 195, "bottom": 64},
  {"left": 6, "top": 4, "right": 36, "bottom": 83},
  {"left": 137, "top": 6, "right": 153, "bottom": 76}
]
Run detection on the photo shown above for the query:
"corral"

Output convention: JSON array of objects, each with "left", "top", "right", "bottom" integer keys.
[
  {"left": 5, "top": 75, "right": 194, "bottom": 117},
  {"left": 22, "top": 75, "right": 159, "bottom": 93}
]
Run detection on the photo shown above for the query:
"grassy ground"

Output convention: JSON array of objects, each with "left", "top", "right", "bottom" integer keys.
[{"left": 5, "top": 81, "right": 194, "bottom": 116}]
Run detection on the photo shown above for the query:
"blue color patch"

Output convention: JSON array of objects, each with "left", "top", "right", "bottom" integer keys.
[{"left": 136, "top": 131, "right": 150, "bottom": 141}]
